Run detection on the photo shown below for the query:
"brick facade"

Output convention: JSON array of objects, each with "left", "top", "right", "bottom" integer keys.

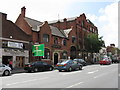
[
  {"left": 1, "top": 12, "right": 31, "bottom": 68},
  {"left": 15, "top": 7, "right": 98, "bottom": 65}
]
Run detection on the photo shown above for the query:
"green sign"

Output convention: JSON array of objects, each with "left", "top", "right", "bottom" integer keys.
[{"left": 32, "top": 44, "right": 44, "bottom": 56}]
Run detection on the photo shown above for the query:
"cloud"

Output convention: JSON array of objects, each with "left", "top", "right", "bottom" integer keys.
[{"left": 86, "top": 2, "right": 118, "bottom": 47}]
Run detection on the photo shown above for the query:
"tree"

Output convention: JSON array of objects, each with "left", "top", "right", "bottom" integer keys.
[{"left": 84, "top": 33, "right": 105, "bottom": 62}]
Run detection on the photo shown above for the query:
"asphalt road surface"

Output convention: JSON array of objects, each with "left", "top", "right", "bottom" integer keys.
[{"left": 1, "top": 64, "right": 119, "bottom": 89}]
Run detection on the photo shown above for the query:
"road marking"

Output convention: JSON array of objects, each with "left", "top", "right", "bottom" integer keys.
[
  {"left": 66, "top": 82, "right": 84, "bottom": 88},
  {"left": 87, "top": 70, "right": 98, "bottom": 74},
  {"left": 6, "top": 77, "right": 49, "bottom": 86},
  {"left": 61, "top": 71, "right": 82, "bottom": 75},
  {"left": 94, "top": 73, "right": 107, "bottom": 79}
]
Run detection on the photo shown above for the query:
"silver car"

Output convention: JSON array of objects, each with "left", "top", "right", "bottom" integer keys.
[{"left": 0, "top": 64, "right": 11, "bottom": 76}]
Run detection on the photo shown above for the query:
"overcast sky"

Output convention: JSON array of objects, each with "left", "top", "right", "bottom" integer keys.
[{"left": 0, "top": 0, "right": 119, "bottom": 47}]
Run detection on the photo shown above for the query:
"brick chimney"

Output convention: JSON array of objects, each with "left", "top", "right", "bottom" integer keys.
[
  {"left": 21, "top": 6, "right": 26, "bottom": 17},
  {"left": 0, "top": 13, "right": 7, "bottom": 20}
]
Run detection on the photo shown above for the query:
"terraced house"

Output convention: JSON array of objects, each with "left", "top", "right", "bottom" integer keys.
[{"left": 15, "top": 7, "right": 98, "bottom": 65}]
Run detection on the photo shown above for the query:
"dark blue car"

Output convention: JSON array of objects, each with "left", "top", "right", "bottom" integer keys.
[{"left": 56, "top": 60, "right": 82, "bottom": 72}]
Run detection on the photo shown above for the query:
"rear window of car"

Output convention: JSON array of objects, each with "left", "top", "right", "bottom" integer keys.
[
  {"left": 61, "top": 60, "right": 71, "bottom": 64},
  {"left": 103, "top": 58, "right": 108, "bottom": 61}
]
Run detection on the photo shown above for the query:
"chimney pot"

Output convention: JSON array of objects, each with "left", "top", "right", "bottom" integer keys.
[{"left": 21, "top": 6, "right": 26, "bottom": 17}]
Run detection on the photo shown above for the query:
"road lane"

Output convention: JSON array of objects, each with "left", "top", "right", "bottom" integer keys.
[{"left": 2, "top": 64, "right": 118, "bottom": 88}]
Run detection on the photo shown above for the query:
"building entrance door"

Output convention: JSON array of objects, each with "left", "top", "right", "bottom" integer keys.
[{"left": 54, "top": 53, "right": 58, "bottom": 65}]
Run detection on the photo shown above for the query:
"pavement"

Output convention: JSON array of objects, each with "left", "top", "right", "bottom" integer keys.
[{"left": 11, "top": 68, "right": 25, "bottom": 74}]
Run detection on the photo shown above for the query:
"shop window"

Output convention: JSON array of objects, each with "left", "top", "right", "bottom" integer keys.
[
  {"left": 43, "top": 34, "right": 49, "bottom": 43},
  {"left": 54, "top": 37, "right": 58, "bottom": 44},
  {"left": 72, "top": 36, "right": 76, "bottom": 43},
  {"left": 44, "top": 48, "right": 50, "bottom": 59}
]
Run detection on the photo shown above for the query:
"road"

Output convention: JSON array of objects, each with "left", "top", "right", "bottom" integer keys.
[{"left": 1, "top": 64, "right": 118, "bottom": 89}]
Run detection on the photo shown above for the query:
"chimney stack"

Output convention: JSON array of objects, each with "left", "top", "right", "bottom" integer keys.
[{"left": 21, "top": 6, "right": 26, "bottom": 17}]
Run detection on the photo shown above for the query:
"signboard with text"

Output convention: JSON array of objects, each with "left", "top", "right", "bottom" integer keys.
[{"left": 32, "top": 44, "right": 44, "bottom": 56}]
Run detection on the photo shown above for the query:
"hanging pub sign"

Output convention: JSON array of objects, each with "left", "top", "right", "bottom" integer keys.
[{"left": 32, "top": 44, "right": 44, "bottom": 56}]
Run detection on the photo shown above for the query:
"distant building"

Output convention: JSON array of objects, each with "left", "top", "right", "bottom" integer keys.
[
  {"left": 106, "top": 44, "right": 118, "bottom": 59},
  {"left": 15, "top": 7, "right": 98, "bottom": 65}
]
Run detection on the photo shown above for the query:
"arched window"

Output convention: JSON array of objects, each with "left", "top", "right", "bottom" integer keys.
[
  {"left": 43, "top": 34, "right": 49, "bottom": 43},
  {"left": 54, "top": 37, "right": 58, "bottom": 44}
]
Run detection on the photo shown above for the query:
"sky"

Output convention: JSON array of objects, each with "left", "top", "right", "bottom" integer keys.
[{"left": 0, "top": 0, "right": 119, "bottom": 47}]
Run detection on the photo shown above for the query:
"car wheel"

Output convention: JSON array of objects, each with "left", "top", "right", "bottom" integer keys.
[
  {"left": 68, "top": 67, "right": 72, "bottom": 72},
  {"left": 79, "top": 66, "right": 82, "bottom": 70},
  {"left": 3, "top": 70, "right": 10, "bottom": 76},
  {"left": 34, "top": 68, "right": 38, "bottom": 72},
  {"left": 49, "top": 67, "right": 53, "bottom": 71}
]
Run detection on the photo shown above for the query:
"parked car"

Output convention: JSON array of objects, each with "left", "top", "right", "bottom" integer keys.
[
  {"left": 73, "top": 59, "right": 87, "bottom": 66},
  {"left": 99, "top": 57, "right": 112, "bottom": 65},
  {"left": 24, "top": 61, "right": 54, "bottom": 72},
  {"left": 112, "top": 57, "right": 120, "bottom": 63},
  {"left": 56, "top": 60, "right": 82, "bottom": 72},
  {"left": 0, "top": 64, "right": 12, "bottom": 76}
]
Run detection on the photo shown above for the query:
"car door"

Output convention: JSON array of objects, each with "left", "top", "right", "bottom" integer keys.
[
  {"left": 42, "top": 62, "right": 49, "bottom": 70},
  {"left": 35, "top": 61, "right": 43, "bottom": 71},
  {"left": 72, "top": 61, "right": 78, "bottom": 69}
]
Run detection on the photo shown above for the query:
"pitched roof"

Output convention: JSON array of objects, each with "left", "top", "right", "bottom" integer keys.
[
  {"left": 24, "top": 17, "right": 43, "bottom": 31},
  {"left": 24, "top": 17, "right": 72, "bottom": 38},
  {"left": 50, "top": 26, "right": 66, "bottom": 38},
  {"left": 48, "top": 17, "right": 77, "bottom": 24}
]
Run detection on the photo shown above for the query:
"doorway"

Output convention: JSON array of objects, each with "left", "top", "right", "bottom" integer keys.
[
  {"left": 2, "top": 56, "right": 12, "bottom": 65},
  {"left": 54, "top": 53, "right": 58, "bottom": 65}
]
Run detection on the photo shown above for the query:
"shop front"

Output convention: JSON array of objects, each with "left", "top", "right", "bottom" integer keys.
[{"left": 2, "top": 41, "right": 29, "bottom": 68}]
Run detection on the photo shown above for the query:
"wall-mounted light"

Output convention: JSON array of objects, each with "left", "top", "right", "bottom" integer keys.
[{"left": 10, "top": 36, "right": 13, "bottom": 39}]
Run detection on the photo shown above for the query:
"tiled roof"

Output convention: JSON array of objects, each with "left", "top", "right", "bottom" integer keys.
[
  {"left": 50, "top": 26, "right": 66, "bottom": 38},
  {"left": 48, "top": 17, "right": 77, "bottom": 24},
  {"left": 24, "top": 17, "right": 72, "bottom": 38},
  {"left": 24, "top": 17, "right": 43, "bottom": 31}
]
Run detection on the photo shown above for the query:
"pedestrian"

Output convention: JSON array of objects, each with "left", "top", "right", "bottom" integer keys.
[{"left": 9, "top": 60, "right": 13, "bottom": 70}]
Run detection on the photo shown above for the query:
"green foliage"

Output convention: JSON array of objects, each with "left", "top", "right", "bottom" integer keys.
[{"left": 84, "top": 33, "right": 105, "bottom": 53}]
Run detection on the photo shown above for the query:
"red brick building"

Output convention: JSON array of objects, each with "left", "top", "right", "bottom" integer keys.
[
  {"left": 15, "top": 7, "right": 98, "bottom": 65},
  {"left": 0, "top": 12, "right": 31, "bottom": 68}
]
